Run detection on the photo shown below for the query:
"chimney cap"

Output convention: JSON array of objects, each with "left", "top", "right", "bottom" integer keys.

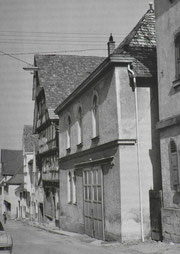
[
  {"left": 149, "top": 2, "right": 153, "bottom": 10},
  {"left": 109, "top": 33, "right": 114, "bottom": 42}
]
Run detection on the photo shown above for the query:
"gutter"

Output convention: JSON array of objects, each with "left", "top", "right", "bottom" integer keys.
[{"left": 128, "top": 64, "right": 144, "bottom": 242}]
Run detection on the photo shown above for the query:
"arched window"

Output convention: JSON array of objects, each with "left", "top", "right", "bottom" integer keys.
[
  {"left": 77, "top": 106, "right": 83, "bottom": 145},
  {"left": 92, "top": 94, "right": 99, "bottom": 138},
  {"left": 67, "top": 172, "right": 72, "bottom": 203},
  {"left": 72, "top": 172, "right": 77, "bottom": 204},
  {"left": 169, "top": 139, "right": 179, "bottom": 188},
  {"left": 67, "top": 115, "right": 71, "bottom": 149},
  {"left": 175, "top": 34, "right": 180, "bottom": 79},
  {"left": 67, "top": 171, "right": 76, "bottom": 204}
]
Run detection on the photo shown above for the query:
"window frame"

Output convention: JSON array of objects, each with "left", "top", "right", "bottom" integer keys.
[
  {"left": 169, "top": 139, "right": 180, "bottom": 190},
  {"left": 77, "top": 106, "right": 83, "bottom": 146},
  {"left": 66, "top": 114, "right": 71, "bottom": 151},
  {"left": 67, "top": 170, "right": 77, "bottom": 205},
  {"left": 91, "top": 92, "right": 99, "bottom": 139},
  {"left": 175, "top": 34, "right": 180, "bottom": 80}
]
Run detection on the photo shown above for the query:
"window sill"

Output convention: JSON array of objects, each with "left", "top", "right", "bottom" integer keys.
[
  {"left": 91, "top": 136, "right": 99, "bottom": 143},
  {"left": 172, "top": 78, "right": 180, "bottom": 88},
  {"left": 67, "top": 201, "right": 77, "bottom": 206},
  {"left": 76, "top": 142, "right": 83, "bottom": 149}
]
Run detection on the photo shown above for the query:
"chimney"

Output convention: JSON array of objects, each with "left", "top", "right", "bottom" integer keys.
[
  {"left": 107, "top": 33, "right": 115, "bottom": 56},
  {"left": 149, "top": 2, "right": 153, "bottom": 10}
]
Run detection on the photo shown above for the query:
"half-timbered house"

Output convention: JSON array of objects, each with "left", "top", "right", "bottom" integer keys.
[{"left": 32, "top": 55, "right": 104, "bottom": 227}]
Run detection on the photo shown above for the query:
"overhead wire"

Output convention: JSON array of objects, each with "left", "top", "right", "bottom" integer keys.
[
  {"left": 0, "top": 30, "right": 127, "bottom": 37},
  {"left": 0, "top": 50, "right": 34, "bottom": 66},
  {"left": 0, "top": 31, "right": 123, "bottom": 64},
  {"left": 0, "top": 48, "right": 107, "bottom": 56},
  {"left": 0, "top": 40, "right": 108, "bottom": 46}
]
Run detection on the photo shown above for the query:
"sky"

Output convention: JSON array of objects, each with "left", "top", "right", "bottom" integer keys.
[{"left": 0, "top": 0, "right": 151, "bottom": 152}]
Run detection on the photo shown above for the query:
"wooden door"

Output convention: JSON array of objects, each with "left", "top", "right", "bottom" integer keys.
[
  {"left": 83, "top": 167, "right": 104, "bottom": 240},
  {"left": 149, "top": 190, "right": 162, "bottom": 241}
]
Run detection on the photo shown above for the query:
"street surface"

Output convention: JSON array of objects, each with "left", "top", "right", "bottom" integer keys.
[
  {"left": 3, "top": 220, "right": 180, "bottom": 254},
  {"left": 3, "top": 220, "right": 119, "bottom": 254}
]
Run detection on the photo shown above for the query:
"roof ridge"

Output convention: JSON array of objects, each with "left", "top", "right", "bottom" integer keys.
[{"left": 114, "top": 8, "right": 155, "bottom": 53}]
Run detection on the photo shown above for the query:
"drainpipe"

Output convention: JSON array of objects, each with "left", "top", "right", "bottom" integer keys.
[{"left": 127, "top": 64, "right": 144, "bottom": 242}]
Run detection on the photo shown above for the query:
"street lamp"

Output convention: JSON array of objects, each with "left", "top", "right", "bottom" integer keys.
[{"left": 23, "top": 66, "right": 39, "bottom": 71}]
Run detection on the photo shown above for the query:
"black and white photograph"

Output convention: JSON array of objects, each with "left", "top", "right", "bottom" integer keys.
[{"left": 0, "top": 0, "right": 180, "bottom": 253}]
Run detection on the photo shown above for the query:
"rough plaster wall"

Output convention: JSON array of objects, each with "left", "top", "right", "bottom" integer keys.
[
  {"left": 155, "top": 0, "right": 180, "bottom": 242},
  {"left": 59, "top": 167, "right": 84, "bottom": 233},
  {"left": 120, "top": 145, "right": 142, "bottom": 241},
  {"left": 115, "top": 66, "right": 136, "bottom": 139},
  {"left": 116, "top": 68, "right": 154, "bottom": 241},
  {"left": 58, "top": 65, "right": 157, "bottom": 241},
  {"left": 162, "top": 208, "right": 180, "bottom": 243},
  {"left": 59, "top": 146, "right": 120, "bottom": 240},
  {"left": 103, "top": 150, "right": 121, "bottom": 241},
  {"left": 59, "top": 68, "right": 118, "bottom": 158},
  {"left": 24, "top": 153, "right": 33, "bottom": 193},
  {"left": 155, "top": 0, "right": 180, "bottom": 120},
  {"left": 160, "top": 126, "right": 180, "bottom": 209},
  {"left": 9, "top": 185, "right": 19, "bottom": 219}
]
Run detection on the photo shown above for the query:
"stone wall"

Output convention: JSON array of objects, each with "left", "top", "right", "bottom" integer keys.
[{"left": 162, "top": 208, "right": 180, "bottom": 242}]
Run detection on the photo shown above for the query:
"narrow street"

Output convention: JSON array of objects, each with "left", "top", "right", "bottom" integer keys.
[
  {"left": 3, "top": 220, "right": 120, "bottom": 254},
  {"left": 3, "top": 219, "right": 180, "bottom": 254}
]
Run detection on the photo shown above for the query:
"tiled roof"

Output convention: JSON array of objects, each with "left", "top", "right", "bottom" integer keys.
[
  {"left": 34, "top": 55, "right": 105, "bottom": 119},
  {"left": 6, "top": 170, "right": 24, "bottom": 185},
  {"left": 1, "top": 149, "right": 23, "bottom": 176},
  {"left": 113, "top": 8, "right": 156, "bottom": 77},
  {"left": 23, "top": 125, "right": 34, "bottom": 153},
  {"left": 15, "top": 183, "right": 25, "bottom": 193}
]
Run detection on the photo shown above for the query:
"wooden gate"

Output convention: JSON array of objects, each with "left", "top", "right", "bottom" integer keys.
[
  {"left": 83, "top": 167, "right": 104, "bottom": 240},
  {"left": 149, "top": 190, "right": 162, "bottom": 241}
]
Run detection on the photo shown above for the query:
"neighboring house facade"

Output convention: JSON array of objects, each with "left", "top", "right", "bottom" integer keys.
[
  {"left": 32, "top": 54, "right": 104, "bottom": 227},
  {"left": 32, "top": 56, "right": 64, "bottom": 227},
  {"left": 31, "top": 136, "right": 44, "bottom": 223},
  {"left": 16, "top": 125, "right": 34, "bottom": 219},
  {"left": 155, "top": 0, "right": 180, "bottom": 243},
  {"left": 55, "top": 6, "right": 161, "bottom": 242},
  {"left": 0, "top": 149, "right": 23, "bottom": 219},
  {"left": 7, "top": 170, "right": 24, "bottom": 219}
]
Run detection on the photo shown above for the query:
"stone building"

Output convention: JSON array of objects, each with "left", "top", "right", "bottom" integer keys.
[
  {"left": 155, "top": 0, "right": 180, "bottom": 243},
  {"left": 55, "top": 6, "right": 161, "bottom": 242}
]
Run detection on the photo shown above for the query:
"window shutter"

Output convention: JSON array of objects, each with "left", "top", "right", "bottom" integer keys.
[
  {"left": 171, "top": 153, "right": 179, "bottom": 186},
  {"left": 175, "top": 34, "right": 180, "bottom": 79},
  {"left": 170, "top": 140, "right": 179, "bottom": 187}
]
